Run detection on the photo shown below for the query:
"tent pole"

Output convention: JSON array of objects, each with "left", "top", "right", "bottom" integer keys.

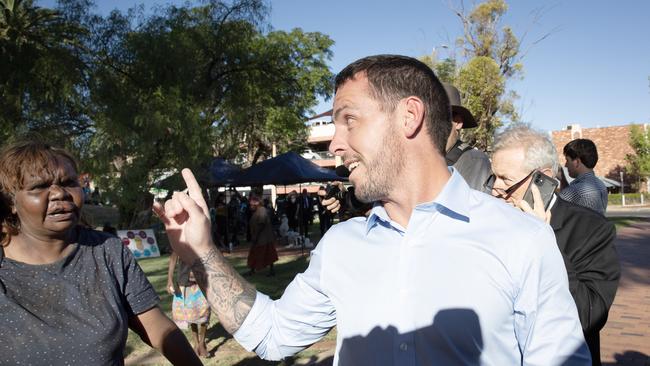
[
  {"left": 225, "top": 186, "right": 230, "bottom": 252},
  {"left": 300, "top": 183, "right": 304, "bottom": 256}
]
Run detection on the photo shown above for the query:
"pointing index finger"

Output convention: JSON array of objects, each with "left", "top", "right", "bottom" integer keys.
[{"left": 181, "top": 168, "right": 209, "bottom": 216}]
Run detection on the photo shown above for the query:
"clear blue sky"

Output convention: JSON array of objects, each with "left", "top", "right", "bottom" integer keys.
[{"left": 45, "top": 0, "right": 650, "bottom": 132}]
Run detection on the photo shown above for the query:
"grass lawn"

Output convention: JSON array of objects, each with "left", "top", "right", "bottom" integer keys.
[
  {"left": 125, "top": 223, "right": 337, "bottom": 365},
  {"left": 608, "top": 216, "right": 647, "bottom": 230}
]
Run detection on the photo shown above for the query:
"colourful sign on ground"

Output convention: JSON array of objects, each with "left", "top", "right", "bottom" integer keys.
[{"left": 117, "top": 229, "right": 160, "bottom": 259}]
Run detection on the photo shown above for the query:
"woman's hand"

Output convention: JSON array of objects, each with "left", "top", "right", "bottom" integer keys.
[{"left": 166, "top": 280, "right": 180, "bottom": 296}]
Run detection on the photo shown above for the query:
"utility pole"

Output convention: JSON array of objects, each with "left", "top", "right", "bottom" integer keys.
[
  {"left": 271, "top": 144, "right": 277, "bottom": 208},
  {"left": 620, "top": 171, "right": 625, "bottom": 206},
  {"left": 431, "top": 44, "right": 449, "bottom": 64}
]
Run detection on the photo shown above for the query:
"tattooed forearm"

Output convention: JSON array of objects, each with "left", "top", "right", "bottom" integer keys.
[{"left": 191, "top": 247, "right": 257, "bottom": 334}]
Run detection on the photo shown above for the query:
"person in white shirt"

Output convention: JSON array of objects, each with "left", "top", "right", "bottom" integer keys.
[{"left": 154, "top": 55, "right": 590, "bottom": 365}]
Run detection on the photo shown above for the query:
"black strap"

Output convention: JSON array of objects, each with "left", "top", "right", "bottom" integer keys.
[
  {"left": 445, "top": 140, "right": 473, "bottom": 166},
  {"left": 0, "top": 246, "right": 5, "bottom": 294}
]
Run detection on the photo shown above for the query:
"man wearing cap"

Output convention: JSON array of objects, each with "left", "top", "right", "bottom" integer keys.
[{"left": 442, "top": 83, "right": 492, "bottom": 192}]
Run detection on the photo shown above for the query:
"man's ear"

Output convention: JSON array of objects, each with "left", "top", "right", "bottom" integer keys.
[
  {"left": 402, "top": 97, "right": 425, "bottom": 138},
  {"left": 452, "top": 115, "right": 464, "bottom": 131},
  {"left": 568, "top": 156, "right": 581, "bottom": 168},
  {"left": 452, "top": 120, "right": 463, "bottom": 132}
]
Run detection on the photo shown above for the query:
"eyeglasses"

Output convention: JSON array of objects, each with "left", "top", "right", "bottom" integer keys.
[{"left": 484, "top": 170, "right": 536, "bottom": 199}]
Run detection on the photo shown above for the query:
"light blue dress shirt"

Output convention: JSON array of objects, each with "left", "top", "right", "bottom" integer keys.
[{"left": 234, "top": 169, "right": 590, "bottom": 365}]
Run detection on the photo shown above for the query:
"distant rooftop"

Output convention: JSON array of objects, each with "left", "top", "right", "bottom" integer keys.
[{"left": 308, "top": 109, "right": 332, "bottom": 121}]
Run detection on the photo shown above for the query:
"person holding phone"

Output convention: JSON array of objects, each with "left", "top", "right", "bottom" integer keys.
[{"left": 489, "top": 125, "right": 620, "bottom": 366}]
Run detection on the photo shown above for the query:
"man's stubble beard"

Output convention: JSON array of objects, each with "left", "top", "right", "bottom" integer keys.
[{"left": 354, "top": 122, "right": 405, "bottom": 203}]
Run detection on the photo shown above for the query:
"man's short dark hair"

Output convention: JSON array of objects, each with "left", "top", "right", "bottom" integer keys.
[
  {"left": 334, "top": 55, "right": 451, "bottom": 155},
  {"left": 563, "top": 139, "right": 599, "bottom": 169}
]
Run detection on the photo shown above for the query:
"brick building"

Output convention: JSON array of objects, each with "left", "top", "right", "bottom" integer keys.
[{"left": 551, "top": 123, "right": 648, "bottom": 192}]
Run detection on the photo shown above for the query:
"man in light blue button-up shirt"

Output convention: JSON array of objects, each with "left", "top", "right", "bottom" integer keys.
[{"left": 155, "top": 55, "right": 590, "bottom": 365}]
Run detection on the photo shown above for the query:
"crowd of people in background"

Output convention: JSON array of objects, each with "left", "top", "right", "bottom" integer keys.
[{"left": 209, "top": 187, "right": 337, "bottom": 253}]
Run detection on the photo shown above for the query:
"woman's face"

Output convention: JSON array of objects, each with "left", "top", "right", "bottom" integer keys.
[{"left": 13, "top": 157, "right": 84, "bottom": 239}]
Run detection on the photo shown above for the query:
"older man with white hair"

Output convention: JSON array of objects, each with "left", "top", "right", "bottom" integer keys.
[{"left": 489, "top": 125, "right": 620, "bottom": 366}]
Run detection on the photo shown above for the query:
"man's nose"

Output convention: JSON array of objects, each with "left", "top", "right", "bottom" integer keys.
[
  {"left": 491, "top": 181, "right": 506, "bottom": 198},
  {"left": 328, "top": 126, "right": 347, "bottom": 157}
]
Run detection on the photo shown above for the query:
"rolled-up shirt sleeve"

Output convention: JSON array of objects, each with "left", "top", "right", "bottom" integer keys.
[{"left": 234, "top": 243, "right": 337, "bottom": 360}]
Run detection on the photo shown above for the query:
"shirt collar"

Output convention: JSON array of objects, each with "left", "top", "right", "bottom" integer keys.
[
  {"left": 574, "top": 171, "right": 595, "bottom": 182},
  {"left": 365, "top": 168, "right": 471, "bottom": 235},
  {"left": 547, "top": 193, "right": 558, "bottom": 210}
]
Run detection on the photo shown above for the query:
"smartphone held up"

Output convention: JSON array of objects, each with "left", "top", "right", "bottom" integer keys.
[{"left": 522, "top": 171, "right": 559, "bottom": 211}]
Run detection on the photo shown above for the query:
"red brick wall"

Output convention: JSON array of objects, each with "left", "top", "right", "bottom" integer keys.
[{"left": 551, "top": 124, "right": 637, "bottom": 186}]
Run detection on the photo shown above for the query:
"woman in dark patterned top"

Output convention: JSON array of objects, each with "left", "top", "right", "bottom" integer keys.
[{"left": 0, "top": 139, "right": 201, "bottom": 365}]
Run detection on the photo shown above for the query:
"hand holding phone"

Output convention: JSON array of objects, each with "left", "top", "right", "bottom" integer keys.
[
  {"left": 516, "top": 171, "right": 557, "bottom": 224},
  {"left": 522, "top": 171, "right": 558, "bottom": 211}
]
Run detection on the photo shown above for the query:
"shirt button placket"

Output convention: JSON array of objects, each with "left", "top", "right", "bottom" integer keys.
[{"left": 394, "top": 334, "right": 415, "bottom": 366}]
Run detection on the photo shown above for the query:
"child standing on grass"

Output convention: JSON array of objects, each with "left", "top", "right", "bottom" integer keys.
[{"left": 167, "top": 251, "right": 211, "bottom": 358}]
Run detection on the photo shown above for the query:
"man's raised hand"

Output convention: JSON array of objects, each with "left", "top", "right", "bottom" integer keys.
[{"left": 153, "top": 169, "right": 215, "bottom": 264}]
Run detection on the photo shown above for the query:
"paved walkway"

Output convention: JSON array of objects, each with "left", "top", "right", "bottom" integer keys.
[{"left": 600, "top": 219, "right": 650, "bottom": 365}]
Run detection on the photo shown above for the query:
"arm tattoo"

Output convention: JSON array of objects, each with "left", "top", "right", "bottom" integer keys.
[{"left": 191, "top": 247, "right": 257, "bottom": 334}]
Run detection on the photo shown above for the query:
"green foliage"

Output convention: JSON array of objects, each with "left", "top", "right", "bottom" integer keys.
[
  {"left": 608, "top": 192, "right": 649, "bottom": 206},
  {"left": 455, "top": 0, "right": 522, "bottom": 149},
  {"left": 84, "top": 2, "right": 333, "bottom": 226},
  {"left": 420, "top": 0, "right": 526, "bottom": 149},
  {"left": 456, "top": 56, "right": 504, "bottom": 148},
  {"left": 418, "top": 56, "right": 457, "bottom": 84},
  {"left": 215, "top": 27, "right": 333, "bottom": 165},
  {"left": 435, "top": 58, "right": 458, "bottom": 84},
  {"left": 625, "top": 124, "right": 650, "bottom": 183},
  {"left": 458, "top": 0, "right": 522, "bottom": 79},
  {"left": 0, "top": 0, "right": 89, "bottom": 145},
  {"left": 1, "top": 0, "right": 334, "bottom": 227}
]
